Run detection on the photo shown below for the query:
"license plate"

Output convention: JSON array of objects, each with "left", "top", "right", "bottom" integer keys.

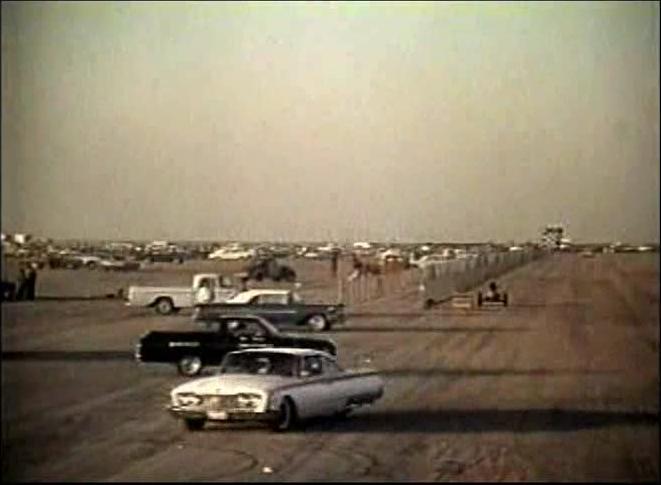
[{"left": 208, "top": 411, "right": 228, "bottom": 420}]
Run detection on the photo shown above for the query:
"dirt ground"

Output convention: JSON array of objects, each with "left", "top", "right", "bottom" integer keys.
[{"left": 1, "top": 253, "right": 658, "bottom": 481}]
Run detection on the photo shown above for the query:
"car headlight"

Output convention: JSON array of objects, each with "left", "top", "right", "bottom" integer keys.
[
  {"left": 175, "top": 393, "right": 202, "bottom": 407},
  {"left": 236, "top": 393, "right": 262, "bottom": 409}
]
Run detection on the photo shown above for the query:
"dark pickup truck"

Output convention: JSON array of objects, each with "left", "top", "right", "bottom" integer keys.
[
  {"left": 192, "top": 289, "right": 345, "bottom": 332},
  {"left": 135, "top": 314, "right": 337, "bottom": 376}
]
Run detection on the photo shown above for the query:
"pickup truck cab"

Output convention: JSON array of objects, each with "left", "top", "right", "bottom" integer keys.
[
  {"left": 135, "top": 315, "right": 337, "bottom": 376},
  {"left": 193, "top": 289, "right": 345, "bottom": 331},
  {"left": 127, "top": 273, "right": 238, "bottom": 315}
]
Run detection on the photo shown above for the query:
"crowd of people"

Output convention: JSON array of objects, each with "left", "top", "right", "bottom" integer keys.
[{"left": 1, "top": 262, "right": 38, "bottom": 301}]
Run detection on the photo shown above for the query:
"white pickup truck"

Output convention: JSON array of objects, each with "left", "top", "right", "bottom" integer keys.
[{"left": 126, "top": 273, "right": 238, "bottom": 315}]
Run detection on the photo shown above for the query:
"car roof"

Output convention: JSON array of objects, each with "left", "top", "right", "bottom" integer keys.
[
  {"left": 229, "top": 289, "right": 291, "bottom": 299},
  {"left": 203, "top": 313, "right": 270, "bottom": 323},
  {"left": 228, "top": 347, "right": 330, "bottom": 357}
]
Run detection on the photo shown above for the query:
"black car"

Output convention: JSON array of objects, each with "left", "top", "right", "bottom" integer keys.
[{"left": 135, "top": 314, "right": 337, "bottom": 376}]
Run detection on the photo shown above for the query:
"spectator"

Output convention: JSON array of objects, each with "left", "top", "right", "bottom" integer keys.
[
  {"left": 15, "top": 264, "right": 28, "bottom": 301},
  {"left": 26, "top": 263, "right": 38, "bottom": 300},
  {"left": 331, "top": 249, "right": 340, "bottom": 277}
]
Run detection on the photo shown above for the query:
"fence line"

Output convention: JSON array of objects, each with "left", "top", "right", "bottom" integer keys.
[{"left": 420, "top": 249, "right": 546, "bottom": 307}]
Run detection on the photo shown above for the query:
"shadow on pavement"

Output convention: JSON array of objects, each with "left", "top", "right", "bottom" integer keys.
[
  {"left": 380, "top": 367, "right": 621, "bottom": 378},
  {"left": 303, "top": 326, "right": 531, "bottom": 333},
  {"left": 302, "top": 408, "right": 659, "bottom": 434},
  {"left": 1, "top": 350, "right": 134, "bottom": 361}
]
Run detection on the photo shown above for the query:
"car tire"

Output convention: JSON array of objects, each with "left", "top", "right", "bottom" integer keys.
[
  {"left": 307, "top": 314, "right": 328, "bottom": 332},
  {"left": 271, "top": 397, "right": 298, "bottom": 432},
  {"left": 477, "top": 292, "right": 483, "bottom": 307},
  {"left": 183, "top": 418, "right": 206, "bottom": 431},
  {"left": 177, "top": 356, "right": 203, "bottom": 376},
  {"left": 154, "top": 297, "right": 175, "bottom": 315},
  {"left": 503, "top": 293, "right": 509, "bottom": 307},
  {"left": 336, "top": 407, "right": 353, "bottom": 419},
  {"left": 86, "top": 262, "right": 97, "bottom": 270}
]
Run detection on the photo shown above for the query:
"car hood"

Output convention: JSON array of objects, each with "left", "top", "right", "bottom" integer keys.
[
  {"left": 172, "top": 374, "right": 296, "bottom": 396},
  {"left": 285, "top": 334, "right": 335, "bottom": 347}
]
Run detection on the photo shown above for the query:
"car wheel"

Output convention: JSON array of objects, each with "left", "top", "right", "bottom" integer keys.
[
  {"left": 307, "top": 314, "right": 328, "bottom": 332},
  {"left": 86, "top": 262, "right": 97, "bottom": 270},
  {"left": 183, "top": 418, "right": 206, "bottom": 431},
  {"left": 271, "top": 397, "right": 298, "bottom": 432},
  {"left": 336, "top": 407, "right": 354, "bottom": 419},
  {"left": 177, "top": 356, "right": 203, "bottom": 376},
  {"left": 503, "top": 293, "right": 509, "bottom": 307},
  {"left": 477, "top": 292, "right": 483, "bottom": 307},
  {"left": 154, "top": 297, "right": 175, "bottom": 315}
]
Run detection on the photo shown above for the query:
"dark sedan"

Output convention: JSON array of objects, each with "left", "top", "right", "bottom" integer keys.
[{"left": 135, "top": 314, "right": 337, "bottom": 376}]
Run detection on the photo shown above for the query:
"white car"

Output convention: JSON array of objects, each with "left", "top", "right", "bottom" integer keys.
[
  {"left": 168, "top": 348, "right": 384, "bottom": 432},
  {"left": 208, "top": 248, "right": 256, "bottom": 260}
]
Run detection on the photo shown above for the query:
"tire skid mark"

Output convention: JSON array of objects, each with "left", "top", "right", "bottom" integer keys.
[{"left": 429, "top": 441, "right": 533, "bottom": 481}]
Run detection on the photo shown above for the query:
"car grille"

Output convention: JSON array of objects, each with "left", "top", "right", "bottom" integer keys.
[{"left": 201, "top": 395, "right": 239, "bottom": 411}]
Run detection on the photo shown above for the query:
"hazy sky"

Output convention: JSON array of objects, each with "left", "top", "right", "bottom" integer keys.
[{"left": 2, "top": 1, "right": 659, "bottom": 242}]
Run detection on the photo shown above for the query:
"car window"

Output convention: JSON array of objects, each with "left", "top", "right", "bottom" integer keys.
[
  {"left": 221, "top": 352, "right": 296, "bottom": 377},
  {"left": 301, "top": 355, "right": 324, "bottom": 377},
  {"left": 197, "top": 277, "right": 216, "bottom": 290},
  {"left": 226, "top": 319, "right": 267, "bottom": 338},
  {"left": 322, "top": 357, "right": 343, "bottom": 376},
  {"left": 256, "top": 294, "right": 288, "bottom": 305}
]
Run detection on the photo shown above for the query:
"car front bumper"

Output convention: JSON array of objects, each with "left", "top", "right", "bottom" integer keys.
[{"left": 167, "top": 406, "right": 280, "bottom": 423}]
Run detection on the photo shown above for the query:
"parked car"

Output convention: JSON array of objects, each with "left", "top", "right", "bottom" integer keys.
[
  {"left": 135, "top": 315, "right": 337, "bottom": 376},
  {"left": 48, "top": 253, "right": 101, "bottom": 269},
  {"left": 142, "top": 251, "right": 186, "bottom": 264},
  {"left": 194, "top": 289, "right": 345, "bottom": 331},
  {"left": 126, "top": 273, "right": 238, "bottom": 315},
  {"left": 1, "top": 280, "right": 16, "bottom": 301},
  {"left": 99, "top": 257, "right": 141, "bottom": 271},
  {"left": 208, "top": 248, "right": 256, "bottom": 260},
  {"left": 168, "top": 347, "right": 384, "bottom": 431}
]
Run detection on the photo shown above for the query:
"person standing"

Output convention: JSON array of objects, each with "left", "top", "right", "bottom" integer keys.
[
  {"left": 26, "top": 263, "right": 38, "bottom": 300},
  {"left": 15, "top": 264, "right": 28, "bottom": 301},
  {"left": 330, "top": 249, "right": 339, "bottom": 278}
]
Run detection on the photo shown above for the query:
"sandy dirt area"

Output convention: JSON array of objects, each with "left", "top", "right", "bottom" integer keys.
[{"left": 1, "top": 253, "right": 658, "bottom": 481}]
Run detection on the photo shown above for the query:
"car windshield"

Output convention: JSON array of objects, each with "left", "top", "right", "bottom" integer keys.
[{"left": 219, "top": 352, "right": 297, "bottom": 377}]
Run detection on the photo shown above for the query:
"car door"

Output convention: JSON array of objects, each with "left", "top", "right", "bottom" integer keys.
[
  {"left": 213, "top": 276, "right": 236, "bottom": 302},
  {"left": 291, "top": 355, "right": 336, "bottom": 418},
  {"left": 204, "top": 322, "right": 236, "bottom": 365},
  {"left": 254, "top": 294, "right": 297, "bottom": 326},
  {"left": 321, "top": 356, "right": 351, "bottom": 413}
]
